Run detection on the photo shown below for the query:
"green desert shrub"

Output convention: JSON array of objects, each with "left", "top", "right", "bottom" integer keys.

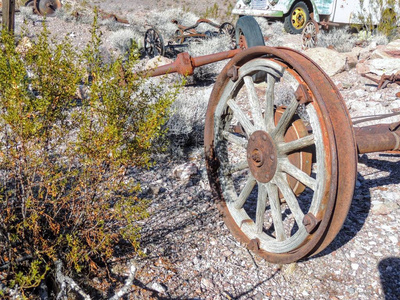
[{"left": 0, "top": 14, "right": 180, "bottom": 298}]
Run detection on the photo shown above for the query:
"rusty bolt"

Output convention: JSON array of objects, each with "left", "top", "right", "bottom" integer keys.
[
  {"left": 248, "top": 238, "right": 260, "bottom": 251},
  {"left": 302, "top": 212, "right": 321, "bottom": 233},
  {"left": 227, "top": 66, "right": 239, "bottom": 82}
]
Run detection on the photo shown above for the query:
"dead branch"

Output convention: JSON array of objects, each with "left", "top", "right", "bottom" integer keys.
[
  {"left": 55, "top": 260, "right": 91, "bottom": 300},
  {"left": 109, "top": 262, "right": 137, "bottom": 300}
]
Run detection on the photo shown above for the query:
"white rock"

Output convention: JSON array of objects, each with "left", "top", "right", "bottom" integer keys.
[
  {"left": 358, "top": 58, "right": 400, "bottom": 76},
  {"left": 304, "top": 47, "right": 347, "bottom": 76},
  {"left": 351, "top": 263, "right": 359, "bottom": 271},
  {"left": 172, "top": 162, "right": 198, "bottom": 181},
  {"left": 201, "top": 278, "right": 214, "bottom": 289},
  {"left": 389, "top": 236, "right": 398, "bottom": 244},
  {"left": 145, "top": 56, "right": 174, "bottom": 70},
  {"left": 150, "top": 282, "right": 167, "bottom": 294}
]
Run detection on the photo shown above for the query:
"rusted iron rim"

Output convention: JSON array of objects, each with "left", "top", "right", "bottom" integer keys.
[
  {"left": 33, "top": 0, "right": 62, "bottom": 16},
  {"left": 276, "top": 47, "right": 358, "bottom": 257},
  {"left": 204, "top": 46, "right": 357, "bottom": 263}
]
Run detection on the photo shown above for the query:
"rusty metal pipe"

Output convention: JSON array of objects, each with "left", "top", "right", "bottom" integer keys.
[
  {"left": 355, "top": 123, "right": 400, "bottom": 154},
  {"left": 148, "top": 48, "right": 242, "bottom": 77}
]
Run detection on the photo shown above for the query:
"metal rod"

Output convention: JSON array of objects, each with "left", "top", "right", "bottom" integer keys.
[
  {"left": 148, "top": 48, "right": 242, "bottom": 77},
  {"left": 355, "top": 123, "right": 400, "bottom": 154}
]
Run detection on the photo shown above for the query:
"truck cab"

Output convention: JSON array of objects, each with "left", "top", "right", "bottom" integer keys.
[{"left": 232, "top": 0, "right": 399, "bottom": 34}]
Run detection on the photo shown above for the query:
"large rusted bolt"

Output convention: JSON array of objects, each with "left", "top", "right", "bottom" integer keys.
[
  {"left": 248, "top": 238, "right": 260, "bottom": 251},
  {"left": 302, "top": 212, "right": 321, "bottom": 233},
  {"left": 251, "top": 149, "right": 263, "bottom": 167},
  {"left": 227, "top": 66, "right": 239, "bottom": 82}
]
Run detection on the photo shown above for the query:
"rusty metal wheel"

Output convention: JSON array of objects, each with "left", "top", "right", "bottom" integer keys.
[
  {"left": 25, "top": 0, "right": 34, "bottom": 7},
  {"left": 219, "top": 22, "right": 236, "bottom": 49},
  {"left": 301, "top": 19, "right": 319, "bottom": 49},
  {"left": 204, "top": 46, "right": 357, "bottom": 263},
  {"left": 144, "top": 28, "right": 165, "bottom": 58},
  {"left": 34, "top": 0, "right": 62, "bottom": 16}
]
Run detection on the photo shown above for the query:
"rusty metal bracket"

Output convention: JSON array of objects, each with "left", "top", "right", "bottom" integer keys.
[
  {"left": 248, "top": 238, "right": 260, "bottom": 251},
  {"left": 361, "top": 72, "right": 400, "bottom": 90},
  {"left": 302, "top": 212, "right": 321, "bottom": 234},
  {"left": 227, "top": 66, "right": 239, "bottom": 82}
]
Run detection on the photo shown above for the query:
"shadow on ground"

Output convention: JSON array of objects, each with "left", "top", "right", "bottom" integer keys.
[{"left": 313, "top": 153, "right": 400, "bottom": 259}]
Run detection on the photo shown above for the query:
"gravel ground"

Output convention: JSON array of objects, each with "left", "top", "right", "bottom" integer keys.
[{"left": 8, "top": 1, "right": 400, "bottom": 299}]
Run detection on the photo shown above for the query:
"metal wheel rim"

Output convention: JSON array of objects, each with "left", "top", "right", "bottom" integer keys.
[
  {"left": 144, "top": 28, "right": 165, "bottom": 58},
  {"left": 25, "top": 0, "right": 34, "bottom": 7},
  {"left": 204, "top": 46, "right": 357, "bottom": 263},
  {"left": 291, "top": 8, "right": 307, "bottom": 29},
  {"left": 34, "top": 0, "right": 62, "bottom": 16},
  {"left": 219, "top": 22, "right": 235, "bottom": 39}
]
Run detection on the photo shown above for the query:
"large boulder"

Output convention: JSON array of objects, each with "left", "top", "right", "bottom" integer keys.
[{"left": 304, "top": 47, "right": 347, "bottom": 76}]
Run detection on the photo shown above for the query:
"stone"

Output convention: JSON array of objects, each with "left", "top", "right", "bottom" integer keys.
[
  {"left": 200, "top": 278, "right": 214, "bottom": 290},
  {"left": 304, "top": 47, "right": 347, "bottom": 76},
  {"left": 172, "top": 162, "right": 199, "bottom": 181},
  {"left": 371, "top": 202, "right": 399, "bottom": 215},
  {"left": 356, "top": 58, "right": 400, "bottom": 76},
  {"left": 145, "top": 56, "right": 174, "bottom": 70},
  {"left": 150, "top": 282, "right": 168, "bottom": 294}
]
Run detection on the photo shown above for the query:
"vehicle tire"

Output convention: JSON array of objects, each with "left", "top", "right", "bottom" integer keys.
[
  {"left": 235, "top": 16, "right": 265, "bottom": 49},
  {"left": 284, "top": 1, "right": 310, "bottom": 34}
]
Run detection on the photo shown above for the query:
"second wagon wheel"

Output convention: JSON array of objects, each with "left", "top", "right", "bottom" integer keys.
[
  {"left": 219, "top": 22, "right": 236, "bottom": 49},
  {"left": 301, "top": 19, "right": 319, "bottom": 49},
  {"left": 144, "top": 28, "right": 165, "bottom": 58},
  {"left": 34, "top": 0, "right": 62, "bottom": 16},
  {"left": 204, "top": 46, "right": 357, "bottom": 263}
]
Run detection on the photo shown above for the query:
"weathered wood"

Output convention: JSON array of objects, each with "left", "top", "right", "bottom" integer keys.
[{"left": 2, "top": 0, "right": 16, "bottom": 32}]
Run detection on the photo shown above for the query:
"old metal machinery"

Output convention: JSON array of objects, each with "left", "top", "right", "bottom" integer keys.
[
  {"left": 143, "top": 16, "right": 399, "bottom": 264},
  {"left": 144, "top": 18, "right": 236, "bottom": 58},
  {"left": 25, "top": 0, "right": 62, "bottom": 16}
]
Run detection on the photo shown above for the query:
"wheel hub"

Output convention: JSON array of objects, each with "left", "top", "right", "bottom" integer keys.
[
  {"left": 247, "top": 130, "right": 277, "bottom": 183},
  {"left": 292, "top": 8, "right": 306, "bottom": 29}
]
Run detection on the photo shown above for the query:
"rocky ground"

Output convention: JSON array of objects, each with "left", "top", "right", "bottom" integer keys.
[{"left": 7, "top": 1, "right": 400, "bottom": 299}]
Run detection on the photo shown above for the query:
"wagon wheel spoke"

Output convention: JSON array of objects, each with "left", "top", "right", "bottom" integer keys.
[
  {"left": 265, "top": 74, "right": 276, "bottom": 133},
  {"left": 274, "top": 173, "right": 305, "bottom": 228},
  {"left": 266, "top": 182, "right": 286, "bottom": 241},
  {"left": 234, "top": 175, "right": 256, "bottom": 209},
  {"left": 271, "top": 96, "right": 299, "bottom": 139},
  {"left": 227, "top": 99, "right": 256, "bottom": 136},
  {"left": 222, "top": 130, "right": 247, "bottom": 148},
  {"left": 278, "top": 134, "right": 314, "bottom": 154},
  {"left": 244, "top": 75, "right": 265, "bottom": 130},
  {"left": 223, "top": 160, "right": 249, "bottom": 176},
  {"left": 280, "top": 159, "right": 316, "bottom": 190},
  {"left": 256, "top": 182, "right": 268, "bottom": 233}
]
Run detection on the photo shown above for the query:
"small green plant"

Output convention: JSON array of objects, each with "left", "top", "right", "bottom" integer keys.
[
  {"left": 0, "top": 12, "right": 180, "bottom": 298},
  {"left": 353, "top": 0, "right": 399, "bottom": 40},
  {"left": 202, "top": 3, "right": 220, "bottom": 19}
]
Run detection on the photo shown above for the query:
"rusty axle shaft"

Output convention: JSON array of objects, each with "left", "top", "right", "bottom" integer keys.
[
  {"left": 148, "top": 48, "right": 242, "bottom": 77},
  {"left": 355, "top": 122, "right": 400, "bottom": 154}
]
